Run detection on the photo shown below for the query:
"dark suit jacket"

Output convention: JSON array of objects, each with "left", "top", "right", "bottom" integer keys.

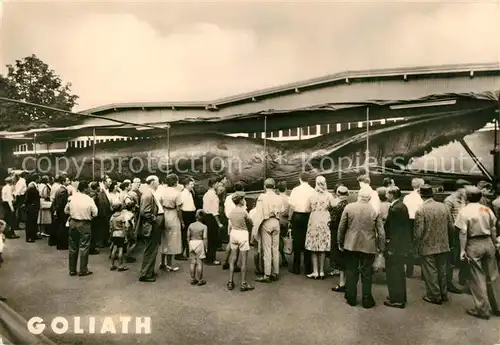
[
  {"left": 139, "top": 188, "right": 162, "bottom": 237},
  {"left": 24, "top": 184, "right": 40, "bottom": 210},
  {"left": 384, "top": 199, "right": 412, "bottom": 256},
  {"left": 338, "top": 200, "right": 385, "bottom": 254},
  {"left": 414, "top": 199, "right": 453, "bottom": 256},
  {"left": 53, "top": 186, "right": 69, "bottom": 218},
  {"left": 95, "top": 190, "right": 111, "bottom": 222}
]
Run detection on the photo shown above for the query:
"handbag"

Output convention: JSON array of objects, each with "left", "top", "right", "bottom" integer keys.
[
  {"left": 373, "top": 252, "right": 385, "bottom": 271},
  {"left": 40, "top": 199, "right": 52, "bottom": 210},
  {"left": 283, "top": 229, "right": 293, "bottom": 255}
]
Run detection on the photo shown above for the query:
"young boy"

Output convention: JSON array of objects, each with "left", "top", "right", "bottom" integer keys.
[
  {"left": 109, "top": 202, "right": 129, "bottom": 272},
  {"left": 0, "top": 219, "right": 6, "bottom": 268},
  {"left": 227, "top": 193, "right": 254, "bottom": 292},
  {"left": 187, "top": 210, "right": 208, "bottom": 286}
]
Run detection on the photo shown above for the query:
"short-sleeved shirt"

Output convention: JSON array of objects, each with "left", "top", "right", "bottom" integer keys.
[
  {"left": 188, "top": 221, "right": 207, "bottom": 241},
  {"left": 229, "top": 206, "right": 252, "bottom": 231},
  {"left": 157, "top": 186, "right": 183, "bottom": 210},
  {"left": 454, "top": 202, "right": 496, "bottom": 238},
  {"left": 109, "top": 211, "right": 127, "bottom": 238},
  {"left": 203, "top": 188, "right": 219, "bottom": 215}
]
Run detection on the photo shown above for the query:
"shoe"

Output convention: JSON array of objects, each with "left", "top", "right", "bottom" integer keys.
[
  {"left": 346, "top": 300, "right": 357, "bottom": 307},
  {"left": 448, "top": 285, "right": 463, "bottom": 294},
  {"left": 255, "top": 276, "right": 272, "bottom": 283},
  {"left": 306, "top": 273, "right": 319, "bottom": 280},
  {"left": 27, "top": 239, "right": 35, "bottom": 243},
  {"left": 139, "top": 277, "right": 156, "bottom": 282},
  {"left": 422, "top": 296, "right": 442, "bottom": 305},
  {"left": 227, "top": 281, "right": 235, "bottom": 290},
  {"left": 190, "top": 279, "right": 198, "bottom": 285},
  {"left": 466, "top": 309, "right": 490, "bottom": 320},
  {"left": 197, "top": 280, "right": 207, "bottom": 286},
  {"left": 384, "top": 300, "right": 405, "bottom": 309},
  {"left": 69, "top": 271, "right": 77, "bottom": 276},
  {"left": 319, "top": 272, "right": 325, "bottom": 280},
  {"left": 125, "top": 257, "right": 137, "bottom": 263},
  {"left": 441, "top": 295, "right": 449, "bottom": 302},
  {"left": 362, "top": 298, "right": 376, "bottom": 309},
  {"left": 332, "top": 285, "right": 346, "bottom": 293},
  {"left": 206, "top": 261, "right": 220, "bottom": 266},
  {"left": 159, "top": 264, "right": 167, "bottom": 270},
  {"left": 90, "top": 249, "right": 100, "bottom": 255},
  {"left": 222, "top": 262, "right": 229, "bottom": 270},
  {"left": 110, "top": 266, "right": 117, "bottom": 271},
  {"left": 270, "top": 274, "right": 280, "bottom": 281},
  {"left": 78, "top": 271, "right": 93, "bottom": 277},
  {"left": 117, "top": 267, "right": 129, "bottom": 272},
  {"left": 329, "top": 269, "right": 341, "bottom": 276},
  {"left": 6, "top": 235, "right": 20, "bottom": 239},
  {"left": 240, "top": 282, "right": 255, "bottom": 292},
  {"left": 0, "top": 296, "right": 7, "bottom": 302},
  {"left": 166, "top": 266, "right": 180, "bottom": 272}
]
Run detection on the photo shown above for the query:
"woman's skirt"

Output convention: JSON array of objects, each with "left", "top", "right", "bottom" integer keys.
[{"left": 161, "top": 209, "right": 182, "bottom": 255}]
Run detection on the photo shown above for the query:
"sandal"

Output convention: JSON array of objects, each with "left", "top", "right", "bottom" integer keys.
[
  {"left": 240, "top": 282, "right": 255, "bottom": 292},
  {"left": 197, "top": 280, "right": 207, "bottom": 286},
  {"left": 227, "top": 281, "right": 235, "bottom": 290}
]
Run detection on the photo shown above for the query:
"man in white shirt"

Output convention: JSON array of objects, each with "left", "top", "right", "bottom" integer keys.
[
  {"left": 12, "top": 172, "right": 27, "bottom": 231},
  {"left": 178, "top": 178, "right": 197, "bottom": 260},
  {"left": 1, "top": 177, "right": 19, "bottom": 239},
  {"left": 65, "top": 180, "right": 98, "bottom": 277},
  {"left": 203, "top": 178, "right": 223, "bottom": 265},
  {"left": 357, "top": 175, "right": 380, "bottom": 214},
  {"left": 403, "top": 178, "right": 425, "bottom": 278},
  {"left": 288, "top": 172, "right": 315, "bottom": 274},
  {"left": 221, "top": 182, "right": 245, "bottom": 271}
]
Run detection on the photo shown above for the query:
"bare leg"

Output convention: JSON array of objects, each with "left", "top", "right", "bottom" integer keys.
[
  {"left": 189, "top": 257, "right": 196, "bottom": 281},
  {"left": 224, "top": 246, "right": 232, "bottom": 265},
  {"left": 241, "top": 250, "right": 248, "bottom": 284},
  {"left": 110, "top": 245, "right": 117, "bottom": 269},
  {"left": 339, "top": 271, "right": 346, "bottom": 286},
  {"left": 312, "top": 253, "right": 319, "bottom": 274},
  {"left": 229, "top": 247, "right": 237, "bottom": 283},
  {"left": 196, "top": 258, "right": 204, "bottom": 281},
  {"left": 161, "top": 254, "right": 167, "bottom": 266},
  {"left": 319, "top": 252, "right": 326, "bottom": 275}
]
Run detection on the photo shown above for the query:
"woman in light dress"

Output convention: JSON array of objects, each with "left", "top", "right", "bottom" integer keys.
[
  {"left": 305, "top": 175, "right": 336, "bottom": 279},
  {"left": 157, "top": 173, "right": 184, "bottom": 272},
  {"left": 37, "top": 175, "right": 52, "bottom": 237},
  {"left": 108, "top": 182, "right": 121, "bottom": 205}
]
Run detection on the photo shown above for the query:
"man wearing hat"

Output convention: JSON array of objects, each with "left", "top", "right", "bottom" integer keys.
[
  {"left": 414, "top": 184, "right": 454, "bottom": 305},
  {"left": 1, "top": 177, "right": 19, "bottom": 239},
  {"left": 252, "top": 178, "right": 283, "bottom": 283},
  {"left": 444, "top": 179, "right": 472, "bottom": 293},
  {"left": 455, "top": 186, "right": 500, "bottom": 319}
]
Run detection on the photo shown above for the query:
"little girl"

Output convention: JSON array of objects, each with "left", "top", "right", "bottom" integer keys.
[
  {"left": 187, "top": 210, "right": 208, "bottom": 286},
  {"left": 109, "top": 202, "right": 129, "bottom": 272}
]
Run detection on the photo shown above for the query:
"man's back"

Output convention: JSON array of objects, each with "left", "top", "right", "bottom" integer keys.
[
  {"left": 385, "top": 200, "right": 412, "bottom": 254},
  {"left": 414, "top": 199, "right": 452, "bottom": 256}
]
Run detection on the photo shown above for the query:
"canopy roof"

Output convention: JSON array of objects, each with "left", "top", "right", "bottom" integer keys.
[{"left": 0, "top": 91, "right": 498, "bottom": 141}]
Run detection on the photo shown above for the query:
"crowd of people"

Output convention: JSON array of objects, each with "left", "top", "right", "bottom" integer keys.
[{"left": 1, "top": 170, "right": 500, "bottom": 319}]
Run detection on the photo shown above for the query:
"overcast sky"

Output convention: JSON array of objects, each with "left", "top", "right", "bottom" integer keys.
[{"left": 1, "top": 1, "right": 499, "bottom": 110}]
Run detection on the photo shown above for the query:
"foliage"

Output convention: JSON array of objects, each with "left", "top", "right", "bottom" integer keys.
[{"left": 0, "top": 54, "right": 80, "bottom": 130}]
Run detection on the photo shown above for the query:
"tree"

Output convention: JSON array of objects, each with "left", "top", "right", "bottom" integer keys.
[{"left": 0, "top": 54, "right": 80, "bottom": 130}]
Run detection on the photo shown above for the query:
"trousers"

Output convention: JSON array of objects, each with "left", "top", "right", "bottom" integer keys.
[
  {"left": 385, "top": 254, "right": 407, "bottom": 303},
  {"left": 345, "top": 251, "right": 375, "bottom": 304},
  {"left": 68, "top": 219, "right": 91, "bottom": 273},
  {"left": 421, "top": 252, "right": 448, "bottom": 301},
  {"left": 260, "top": 218, "right": 280, "bottom": 276},
  {"left": 291, "top": 212, "right": 311, "bottom": 274},
  {"left": 466, "top": 237, "right": 500, "bottom": 316},
  {"left": 139, "top": 215, "right": 163, "bottom": 279}
]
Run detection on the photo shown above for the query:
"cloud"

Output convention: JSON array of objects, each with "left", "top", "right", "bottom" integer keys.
[{"left": 2, "top": 2, "right": 499, "bottom": 110}]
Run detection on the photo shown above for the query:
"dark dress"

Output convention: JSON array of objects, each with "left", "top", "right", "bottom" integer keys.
[
  {"left": 24, "top": 183, "right": 40, "bottom": 242},
  {"left": 330, "top": 199, "right": 349, "bottom": 270},
  {"left": 53, "top": 186, "right": 69, "bottom": 250}
]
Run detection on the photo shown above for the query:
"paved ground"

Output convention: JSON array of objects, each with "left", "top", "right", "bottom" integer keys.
[{"left": 1, "top": 233, "right": 499, "bottom": 345}]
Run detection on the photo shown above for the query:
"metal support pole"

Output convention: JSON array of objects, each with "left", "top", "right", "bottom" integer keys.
[
  {"left": 263, "top": 116, "right": 267, "bottom": 183},
  {"left": 365, "top": 107, "right": 370, "bottom": 176},
  {"left": 166, "top": 123, "right": 171, "bottom": 173},
  {"left": 92, "top": 128, "right": 96, "bottom": 181},
  {"left": 33, "top": 133, "right": 37, "bottom": 159}
]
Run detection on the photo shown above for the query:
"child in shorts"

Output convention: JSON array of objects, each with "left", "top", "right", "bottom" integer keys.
[
  {"left": 109, "top": 201, "right": 129, "bottom": 272},
  {"left": 0, "top": 219, "right": 6, "bottom": 267},
  {"left": 187, "top": 210, "right": 208, "bottom": 286},
  {"left": 227, "top": 193, "right": 254, "bottom": 292}
]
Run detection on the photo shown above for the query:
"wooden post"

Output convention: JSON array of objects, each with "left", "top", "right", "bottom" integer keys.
[
  {"left": 263, "top": 116, "right": 267, "bottom": 183},
  {"left": 365, "top": 107, "right": 370, "bottom": 176}
]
